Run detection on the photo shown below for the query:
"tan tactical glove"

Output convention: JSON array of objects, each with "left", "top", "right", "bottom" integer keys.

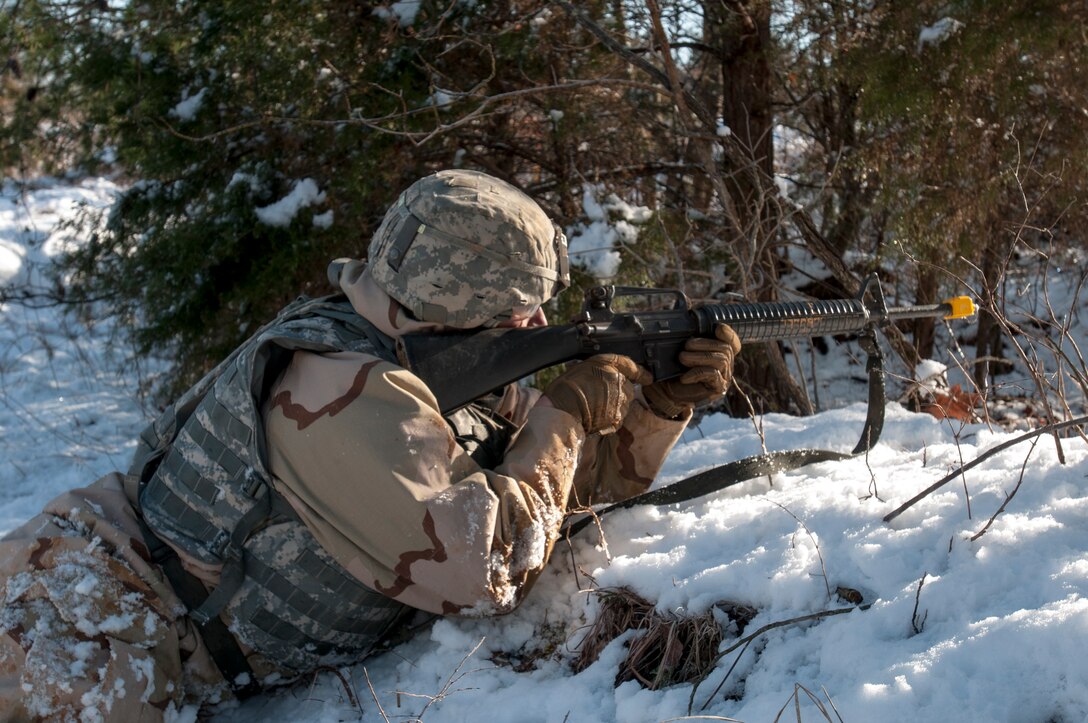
[
  {"left": 544, "top": 354, "right": 653, "bottom": 435},
  {"left": 643, "top": 324, "right": 742, "bottom": 419}
]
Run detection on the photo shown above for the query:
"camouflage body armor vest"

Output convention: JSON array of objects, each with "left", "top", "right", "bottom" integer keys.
[{"left": 129, "top": 295, "right": 514, "bottom": 674}]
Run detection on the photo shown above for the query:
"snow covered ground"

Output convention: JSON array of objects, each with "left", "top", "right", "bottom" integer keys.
[
  {"left": 0, "top": 176, "right": 164, "bottom": 532},
  {"left": 3, "top": 178, "right": 1088, "bottom": 722}
]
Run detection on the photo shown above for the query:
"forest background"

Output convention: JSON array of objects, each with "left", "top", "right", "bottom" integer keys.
[
  {"left": 5, "top": 3, "right": 1088, "bottom": 721},
  {"left": 2, "top": 0, "right": 1087, "bottom": 419}
]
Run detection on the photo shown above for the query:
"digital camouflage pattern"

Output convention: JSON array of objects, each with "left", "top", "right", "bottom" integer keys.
[
  {"left": 135, "top": 291, "right": 412, "bottom": 676},
  {"left": 367, "top": 169, "right": 570, "bottom": 328},
  {"left": 262, "top": 266, "right": 689, "bottom": 615},
  {"left": 0, "top": 473, "right": 228, "bottom": 722}
]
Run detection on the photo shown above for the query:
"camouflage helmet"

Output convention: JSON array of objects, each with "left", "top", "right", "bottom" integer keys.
[{"left": 368, "top": 169, "right": 570, "bottom": 328}]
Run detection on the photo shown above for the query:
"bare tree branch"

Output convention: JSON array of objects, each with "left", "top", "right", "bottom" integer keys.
[{"left": 155, "top": 78, "right": 664, "bottom": 146}]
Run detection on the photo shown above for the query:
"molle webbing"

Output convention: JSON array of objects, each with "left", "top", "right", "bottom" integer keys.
[{"left": 133, "top": 296, "right": 412, "bottom": 675}]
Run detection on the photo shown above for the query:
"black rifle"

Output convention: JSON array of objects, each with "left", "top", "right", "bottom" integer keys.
[{"left": 397, "top": 274, "right": 976, "bottom": 416}]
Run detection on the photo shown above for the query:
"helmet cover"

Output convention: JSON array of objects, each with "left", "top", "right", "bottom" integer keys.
[{"left": 368, "top": 169, "right": 570, "bottom": 328}]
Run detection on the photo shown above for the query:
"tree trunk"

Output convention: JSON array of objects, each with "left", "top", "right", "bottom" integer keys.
[
  {"left": 715, "top": 1, "right": 774, "bottom": 178},
  {"left": 913, "top": 265, "right": 939, "bottom": 361},
  {"left": 706, "top": 0, "right": 811, "bottom": 414}
]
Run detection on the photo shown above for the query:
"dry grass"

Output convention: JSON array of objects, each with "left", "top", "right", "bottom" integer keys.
[{"left": 574, "top": 587, "right": 756, "bottom": 690}]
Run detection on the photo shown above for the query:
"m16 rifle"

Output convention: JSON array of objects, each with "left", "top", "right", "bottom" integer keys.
[{"left": 397, "top": 274, "right": 976, "bottom": 416}]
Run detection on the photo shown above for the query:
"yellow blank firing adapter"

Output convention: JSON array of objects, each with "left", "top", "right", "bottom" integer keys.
[{"left": 943, "top": 296, "right": 977, "bottom": 319}]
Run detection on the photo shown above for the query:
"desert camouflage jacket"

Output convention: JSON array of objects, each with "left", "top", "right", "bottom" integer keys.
[{"left": 262, "top": 260, "right": 690, "bottom": 615}]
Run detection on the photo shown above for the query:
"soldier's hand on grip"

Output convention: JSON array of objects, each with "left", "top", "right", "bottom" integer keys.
[
  {"left": 544, "top": 354, "right": 652, "bottom": 435},
  {"left": 643, "top": 323, "right": 741, "bottom": 419}
]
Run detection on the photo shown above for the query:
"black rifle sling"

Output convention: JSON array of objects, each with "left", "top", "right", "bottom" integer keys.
[
  {"left": 563, "top": 331, "right": 886, "bottom": 537},
  {"left": 133, "top": 513, "right": 262, "bottom": 698}
]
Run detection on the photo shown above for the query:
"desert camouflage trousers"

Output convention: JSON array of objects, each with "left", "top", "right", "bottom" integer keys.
[{"left": 0, "top": 473, "right": 229, "bottom": 722}]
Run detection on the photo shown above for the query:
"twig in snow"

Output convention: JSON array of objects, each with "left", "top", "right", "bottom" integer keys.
[
  {"left": 946, "top": 419, "right": 973, "bottom": 520},
  {"left": 564, "top": 499, "right": 610, "bottom": 561},
  {"left": 738, "top": 387, "right": 772, "bottom": 487},
  {"left": 772, "top": 683, "right": 843, "bottom": 723},
  {"left": 769, "top": 500, "right": 832, "bottom": 601},
  {"left": 911, "top": 573, "right": 928, "bottom": 636},
  {"left": 883, "top": 415, "right": 1088, "bottom": 522},
  {"left": 821, "top": 686, "right": 846, "bottom": 723},
  {"left": 336, "top": 669, "right": 361, "bottom": 713},
  {"left": 362, "top": 667, "right": 390, "bottom": 723},
  {"left": 860, "top": 442, "right": 882, "bottom": 502},
  {"left": 693, "top": 606, "right": 865, "bottom": 712},
  {"left": 313, "top": 665, "right": 361, "bottom": 714},
  {"left": 970, "top": 437, "right": 1040, "bottom": 542},
  {"left": 394, "top": 638, "right": 487, "bottom": 721}
]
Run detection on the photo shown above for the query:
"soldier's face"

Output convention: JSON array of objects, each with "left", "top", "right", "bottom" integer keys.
[{"left": 495, "top": 304, "right": 547, "bottom": 328}]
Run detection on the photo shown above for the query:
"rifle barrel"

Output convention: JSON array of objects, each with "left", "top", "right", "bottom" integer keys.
[
  {"left": 697, "top": 299, "right": 868, "bottom": 342},
  {"left": 697, "top": 299, "right": 961, "bottom": 343}
]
